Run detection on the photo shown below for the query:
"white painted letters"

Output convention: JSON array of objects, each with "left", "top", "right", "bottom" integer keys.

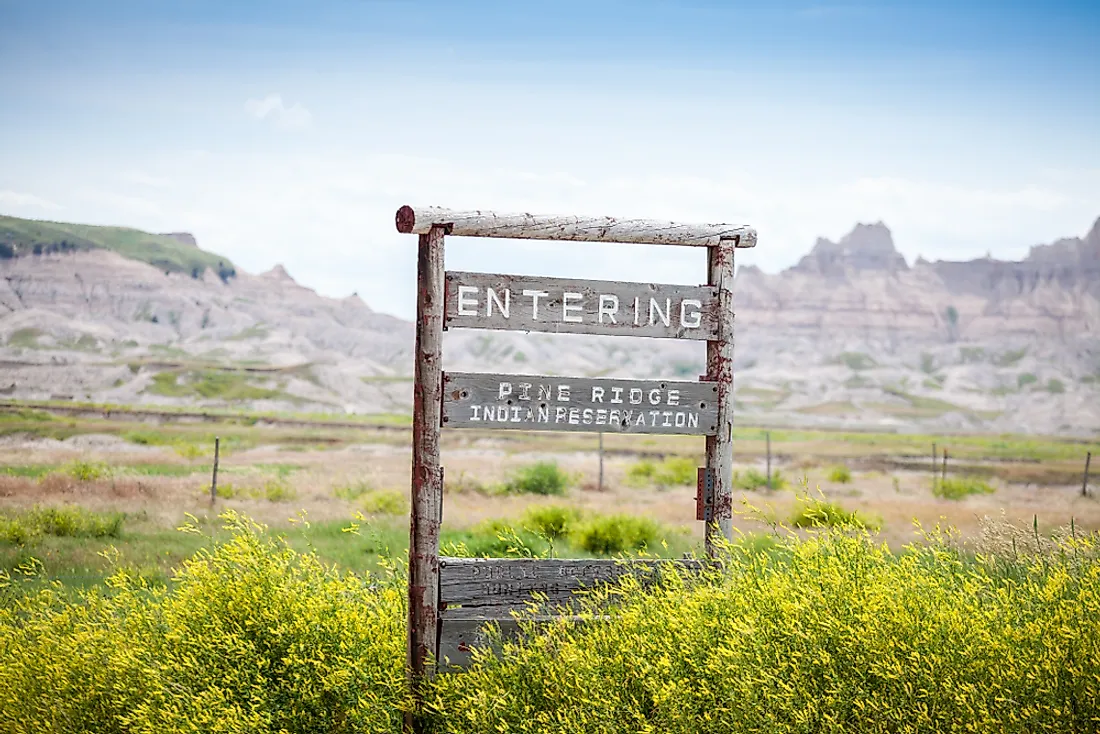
[
  {"left": 680, "top": 299, "right": 702, "bottom": 329},
  {"left": 649, "top": 297, "right": 671, "bottom": 327},
  {"left": 458, "top": 286, "right": 479, "bottom": 316},
  {"left": 562, "top": 292, "right": 583, "bottom": 323},
  {"left": 598, "top": 294, "right": 619, "bottom": 324},
  {"left": 444, "top": 373, "right": 717, "bottom": 436},
  {"left": 487, "top": 287, "right": 510, "bottom": 319},
  {"left": 523, "top": 289, "right": 549, "bottom": 320}
]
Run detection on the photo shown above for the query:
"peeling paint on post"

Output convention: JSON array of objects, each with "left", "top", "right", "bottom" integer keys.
[
  {"left": 406, "top": 225, "right": 445, "bottom": 730},
  {"left": 705, "top": 237, "right": 737, "bottom": 555}
]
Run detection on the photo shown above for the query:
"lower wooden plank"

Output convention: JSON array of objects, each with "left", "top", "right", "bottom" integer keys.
[
  {"left": 439, "top": 557, "right": 705, "bottom": 619},
  {"left": 437, "top": 616, "right": 595, "bottom": 671}
]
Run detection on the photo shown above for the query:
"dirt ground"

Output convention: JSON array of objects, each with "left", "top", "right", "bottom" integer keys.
[{"left": 2, "top": 432, "right": 1098, "bottom": 550}]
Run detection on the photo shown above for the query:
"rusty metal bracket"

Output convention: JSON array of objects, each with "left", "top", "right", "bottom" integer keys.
[{"left": 696, "top": 467, "right": 715, "bottom": 522}]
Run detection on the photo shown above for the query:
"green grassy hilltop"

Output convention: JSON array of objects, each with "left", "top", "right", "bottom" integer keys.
[{"left": 0, "top": 214, "right": 236, "bottom": 279}]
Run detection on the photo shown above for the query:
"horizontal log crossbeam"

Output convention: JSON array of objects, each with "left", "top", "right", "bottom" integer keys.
[{"left": 396, "top": 205, "right": 757, "bottom": 248}]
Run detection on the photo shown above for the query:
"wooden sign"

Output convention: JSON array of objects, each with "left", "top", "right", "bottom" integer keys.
[
  {"left": 442, "top": 372, "right": 718, "bottom": 435},
  {"left": 440, "top": 557, "right": 704, "bottom": 619},
  {"left": 397, "top": 204, "right": 756, "bottom": 701},
  {"left": 437, "top": 558, "right": 703, "bottom": 668},
  {"left": 445, "top": 271, "right": 719, "bottom": 340}
]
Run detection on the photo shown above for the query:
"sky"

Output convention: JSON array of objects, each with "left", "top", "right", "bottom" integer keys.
[{"left": 1, "top": 0, "right": 1098, "bottom": 319}]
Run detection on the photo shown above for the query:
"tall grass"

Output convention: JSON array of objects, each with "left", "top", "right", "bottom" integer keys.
[
  {"left": 430, "top": 526, "right": 1100, "bottom": 733},
  {"left": 733, "top": 467, "right": 787, "bottom": 491},
  {"left": 626, "top": 457, "right": 696, "bottom": 488},
  {"left": 1, "top": 514, "right": 1097, "bottom": 732},
  {"left": 0, "top": 506, "right": 124, "bottom": 545},
  {"left": 503, "top": 462, "right": 570, "bottom": 496},
  {"left": 0, "top": 512, "right": 407, "bottom": 733},
  {"left": 933, "top": 476, "right": 996, "bottom": 500}
]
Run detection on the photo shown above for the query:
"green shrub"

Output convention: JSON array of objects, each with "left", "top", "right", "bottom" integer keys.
[
  {"left": 211, "top": 481, "right": 298, "bottom": 502},
  {"left": 0, "top": 464, "right": 53, "bottom": 479},
  {"left": 572, "top": 514, "right": 659, "bottom": 555},
  {"left": 2, "top": 513, "right": 1099, "bottom": 732},
  {"left": 1046, "top": 378, "right": 1065, "bottom": 394},
  {"left": 733, "top": 468, "right": 786, "bottom": 491},
  {"left": 359, "top": 489, "right": 407, "bottom": 516},
  {"left": 0, "top": 512, "right": 408, "bottom": 733},
  {"left": 447, "top": 520, "right": 549, "bottom": 558},
  {"left": 261, "top": 479, "right": 297, "bottom": 502},
  {"left": 933, "top": 476, "right": 996, "bottom": 500},
  {"left": 429, "top": 528, "right": 1100, "bottom": 733},
  {"left": 0, "top": 516, "right": 31, "bottom": 545},
  {"left": 504, "top": 462, "right": 569, "bottom": 496},
  {"left": 1018, "top": 372, "right": 1038, "bottom": 388},
  {"left": 827, "top": 464, "right": 852, "bottom": 483},
  {"left": 214, "top": 481, "right": 238, "bottom": 499},
  {"left": 627, "top": 457, "right": 696, "bottom": 489},
  {"left": 173, "top": 442, "right": 208, "bottom": 460},
  {"left": 625, "top": 459, "right": 657, "bottom": 485},
  {"left": 790, "top": 499, "right": 880, "bottom": 531},
  {"left": 62, "top": 459, "right": 111, "bottom": 481},
  {"left": 521, "top": 504, "right": 582, "bottom": 540},
  {"left": 0, "top": 505, "right": 124, "bottom": 544}
]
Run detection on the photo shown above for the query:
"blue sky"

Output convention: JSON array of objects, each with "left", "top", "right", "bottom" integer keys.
[{"left": 1, "top": 0, "right": 1098, "bottom": 318}]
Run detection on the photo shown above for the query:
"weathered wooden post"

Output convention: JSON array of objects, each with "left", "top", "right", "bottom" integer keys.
[
  {"left": 941, "top": 448, "right": 948, "bottom": 484},
  {"left": 209, "top": 436, "right": 219, "bottom": 506},
  {"left": 1084, "top": 451, "right": 1092, "bottom": 498},
  {"left": 406, "top": 223, "right": 445, "bottom": 727},
  {"left": 705, "top": 235, "right": 737, "bottom": 553}
]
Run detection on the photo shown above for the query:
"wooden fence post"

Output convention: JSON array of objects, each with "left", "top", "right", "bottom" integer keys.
[
  {"left": 1084, "top": 451, "right": 1092, "bottom": 498},
  {"left": 766, "top": 431, "right": 772, "bottom": 490},
  {"left": 941, "top": 448, "right": 948, "bottom": 483},
  {"left": 210, "top": 436, "right": 219, "bottom": 506},
  {"left": 704, "top": 237, "right": 737, "bottom": 556},
  {"left": 407, "top": 225, "right": 445, "bottom": 729}
]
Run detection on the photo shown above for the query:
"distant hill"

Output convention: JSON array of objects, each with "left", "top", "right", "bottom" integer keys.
[
  {"left": 0, "top": 212, "right": 1097, "bottom": 436},
  {"left": 0, "top": 215, "right": 236, "bottom": 280}
]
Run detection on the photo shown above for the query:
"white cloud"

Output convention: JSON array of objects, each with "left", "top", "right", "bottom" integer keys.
[
  {"left": 244, "top": 94, "right": 312, "bottom": 130},
  {"left": 10, "top": 143, "right": 1098, "bottom": 321},
  {"left": 0, "top": 189, "right": 61, "bottom": 212}
]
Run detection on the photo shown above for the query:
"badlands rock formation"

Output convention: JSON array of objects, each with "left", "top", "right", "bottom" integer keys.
[{"left": 1, "top": 214, "right": 1097, "bottom": 436}]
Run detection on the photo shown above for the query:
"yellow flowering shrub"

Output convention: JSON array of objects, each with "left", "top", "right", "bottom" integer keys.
[
  {"left": 429, "top": 528, "right": 1100, "bottom": 733},
  {"left": 1, "top": 513, "right": 1097, "bottom": 733},
  {"left": 0, "top": 512, "right": 408, "bottom": 733}
]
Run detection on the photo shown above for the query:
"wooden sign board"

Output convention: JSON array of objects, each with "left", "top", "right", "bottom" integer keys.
[
  {"left": 445, "top": 271, "right": 719, "bottom": 340},
  {"left": 440, "top": 557, "right": 704, "bottom": 619},
  {"left": 442, "top": 372, "right": 718, "bottom": 435},
  {"left": 397, "top": 205, "right": 755, "bottom": 699},
  {"left": 437, "top": 557, "right": 703, "bottom": 669}
]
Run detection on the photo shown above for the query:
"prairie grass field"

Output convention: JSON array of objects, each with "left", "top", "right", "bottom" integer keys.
[{"left": 1, "top": 400, "right": 1098, "bottom": 731}]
